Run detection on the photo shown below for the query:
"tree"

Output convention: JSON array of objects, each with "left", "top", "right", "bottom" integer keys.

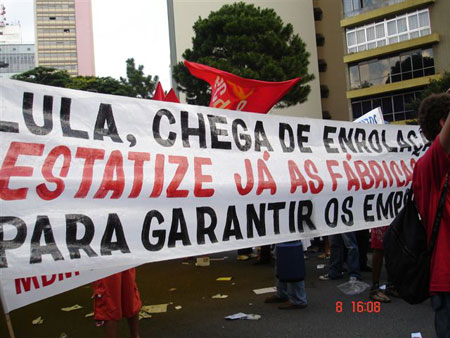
[
  {"left": 12, "top": 66, "right": 72, "bottom": 88},
  {"left": 11, "top": 59, "right": 160, "bottom": 98},
  {"left": 121, "top": 58, "right": 159, "bottom": 98},
  {"left": 408, "top": 71, "right": 450, "bottom": 112},
  {"left": 172, "top": 2, "right": 314, "bottom": 108},
  {"left": 68, "top": 76, "right": 135, "bottom": 96}
]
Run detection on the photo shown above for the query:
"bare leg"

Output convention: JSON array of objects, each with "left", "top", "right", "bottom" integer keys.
[
  {"left": 371, "top": 249, "right": 383, "bottom": 286},
  {"left": 127, "top": 314, "right": 140, "bottom": 338},
  {"left": 369, "top": 249, "right": 390, "bottom": 302},
  {"left": 103, "top": 320, "right": 118, "bottom": 338}
]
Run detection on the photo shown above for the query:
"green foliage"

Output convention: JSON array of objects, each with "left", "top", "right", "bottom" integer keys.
[
  {"left": 12, "top": 66, "right": 72, "bottom": 88},
  {"left": 121, "top": 58, "right": 159, "bottom": 98},
  {"left": 68, "top": 76, "right": 135, "bottom": 96},
  {"left": 172, "top": 2, "right": 314, "bottom": 108},
  {"left": 408, "top": 71, "right": 450, "bottom": 112},
  {"left": 11, "top": 59, "right": 159, "bottom": 98}
]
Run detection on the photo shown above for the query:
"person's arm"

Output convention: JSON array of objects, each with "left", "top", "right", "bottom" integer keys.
[{"left": 439, "top": 113, "right": 450, "bottom": 154}]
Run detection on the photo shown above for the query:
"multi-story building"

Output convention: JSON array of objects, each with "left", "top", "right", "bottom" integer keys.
[
  {"left": 340, "top": 0, "right": 450, "bottom": 123},
  {"left": 34, "top": 0, "right": 95, "bottom": 76},
  {"left": 0, "top": 4, "right": 35, "bottom": 78},
  {"left": 0, "top": 44, "right": 35, "bottom": 78},
  {"left": 167, "top": 0, "right": 322, "bottom": 119},
  {"left": 313, "top": 1, "right": 349, "bottom": 121}
]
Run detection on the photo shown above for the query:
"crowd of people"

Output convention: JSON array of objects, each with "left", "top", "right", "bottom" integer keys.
[{"left": 91, "top": 92, "right": 450, "bottom": 338}]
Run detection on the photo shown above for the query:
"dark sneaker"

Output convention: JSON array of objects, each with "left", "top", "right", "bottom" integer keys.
[
  {"left": 278, "top": 301, "right": 307, "bottom": 310},
  {"left": 265, "top": 294, "right": 288, "bottom": 303},
  {"left": 385, "top": 284, "right": 400, "bottom": 297}
]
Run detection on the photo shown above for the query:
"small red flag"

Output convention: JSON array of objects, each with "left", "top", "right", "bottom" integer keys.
[
  {"left": 152, "top": 82, "right": 180, "bottom": 103},
  {"left": 152, "top": 82, "right": 165, "bottom": 101},
  {"left": 164, "top": 89, "right": 180, "bottom": 103},
  {"left": 184, "top": 60, "right": 300, "bottom": 114}
]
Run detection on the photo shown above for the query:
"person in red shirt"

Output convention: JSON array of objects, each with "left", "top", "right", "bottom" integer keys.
[
  {"left": 93, "top": 268, "right": 142, "bottom": 338},
  {"left": 413, "top": 92, "right": 450, "bottom": 338}
]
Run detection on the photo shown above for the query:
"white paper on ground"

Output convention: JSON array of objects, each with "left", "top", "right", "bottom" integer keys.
[{"left": 253, "top": 287, "right": 277, "bottom": 295}]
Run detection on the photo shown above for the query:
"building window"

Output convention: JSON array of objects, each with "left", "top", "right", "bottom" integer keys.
[
  {"left": 314, "top": 7, "right": 323, "bottom": 21},
  {"left": 320, "top": 85, "right": 329, "bottom": 98},
  {"left": 348, "top": 48, "right": 434, "bottom": 90},
  {"left": 351, "top": 88, "right": 424, "bottom": 122},
  {"left": 346, "top": 9, "right": 431, "bottom": 54},
  {"left": 318, "top": 59, "right": 327, "bottom": 72},
  {"left": 316, "top": 34, "right": 325, "bottom": 47},
  {"left": 343, "top": 0, "right": 362, "bottom": 15}
]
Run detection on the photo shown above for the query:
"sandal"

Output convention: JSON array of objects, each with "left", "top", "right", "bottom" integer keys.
[{"left": 369, "top": 289, "right": 391, "bottom": 303}]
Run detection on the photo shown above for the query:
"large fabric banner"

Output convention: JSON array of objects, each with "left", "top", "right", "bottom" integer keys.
[
  {"left": 0, "top": 80, "right": 428, "bottom": 301},
  {"left": 0, "top": 265, "right": 133, "bottom": 312}
]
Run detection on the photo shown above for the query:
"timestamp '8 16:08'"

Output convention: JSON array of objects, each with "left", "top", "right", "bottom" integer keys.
[{"left": 336, "top": 301, "right": 381, "bottom": 313}]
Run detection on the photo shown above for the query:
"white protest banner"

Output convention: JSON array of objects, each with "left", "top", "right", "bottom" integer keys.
[
  {"left": 354, "top": 107, "right": 385, "bottom": 124},
  {"left": 0, "top": 79, "right": 429, "bottom": 285},
  {"left": 0, "top": 265, "right": 134, "bottom": 313}
]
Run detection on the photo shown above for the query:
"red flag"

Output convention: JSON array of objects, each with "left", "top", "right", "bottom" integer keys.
[
  {"left": 184, "top": 60, "right": 300, "bottom": 114},
  {"left": 152, "top": 82, "right": 180, "bottom": 103},
  {"left": 152, "top": 82, "right": 165, "bottom": 101},
  {"left": 164, "top": 89, "right": 180, "bottom": 103}
]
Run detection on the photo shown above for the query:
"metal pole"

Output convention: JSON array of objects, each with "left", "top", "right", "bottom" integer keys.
[{"left": 166, "top": 0, "right": 178, "bottom": 93}]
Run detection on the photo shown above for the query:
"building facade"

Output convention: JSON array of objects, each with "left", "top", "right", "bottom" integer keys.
[
  {"left": 0, "top": 44, "right": 35, "bottom": 78},
  {"left": 34, "top": 0, "right": 95, "bottom": 76},
  {"left": 313, "top": 0, "right": 350, "bottom": 121},
  {"left": 0, "top": 24, "right": 22, "bottom": 44},
  {"left": 0, "top": 5, "right": 35, "bottom": 78},
  {"left": 167, "top": 0, "right": 322, "bottom": 119},
  {"left": 341, "top": 0, "right": 449, "bottom": 122}
]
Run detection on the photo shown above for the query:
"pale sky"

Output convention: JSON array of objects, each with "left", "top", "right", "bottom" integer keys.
[{"left": 2, "top": 0, "right": 172, "bottom": 89}]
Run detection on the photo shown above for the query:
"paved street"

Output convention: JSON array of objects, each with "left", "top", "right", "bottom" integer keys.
[{"left": 0, "top": 249, "right": 434, "bottom": 338}]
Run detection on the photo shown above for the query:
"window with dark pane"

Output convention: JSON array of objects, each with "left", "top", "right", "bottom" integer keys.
[
  {"left": 393, "top": 95, "right": 404, "bottom": 112},
  {"left": 382, "top": 97, "right": 393, "bottom": 114},
  {"left": 400, "top": 53, "right": 412, "bottom": 80},
  {"left": 362, "top": 100, "right": 372, "bottom": 114},
  {"left": 352, "top": 101, "right": 363, "bottom": 119}
]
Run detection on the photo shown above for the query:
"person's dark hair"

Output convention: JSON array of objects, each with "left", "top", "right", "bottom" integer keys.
[{"left": 418, "top": 93, "right": 450, "bottom": 141}]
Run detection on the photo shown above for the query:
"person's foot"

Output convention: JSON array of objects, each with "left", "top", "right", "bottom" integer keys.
[
  {"left": 385, "top": 284, "right": 400, "bottom": 297},
  {"left": 349, "top": 276, "right": 362, "bottom": 282},
  {"left": 369, "top": 289, "right": 391, "bottom": 303},
  {"left": 317, "top": 253, "right": 330, "bottom": 259},
  {"left": 278, "top": 301, "right": 307, "bottom": 310},
  {"left": 264, "top": 294, "right": 288, "bottom": 303}
]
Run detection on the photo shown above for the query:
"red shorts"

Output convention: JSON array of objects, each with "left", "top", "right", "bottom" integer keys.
[
  {"left": 93, "top": 268, "right": 142, "bottom": 321},
  {"left": 371, "top": 226, "right": 389, "bottom": 250}
]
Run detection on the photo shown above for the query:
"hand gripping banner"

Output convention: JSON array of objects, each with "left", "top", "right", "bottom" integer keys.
[{"left": 0, "top": 80, "right": 428, "bottom": 310}]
